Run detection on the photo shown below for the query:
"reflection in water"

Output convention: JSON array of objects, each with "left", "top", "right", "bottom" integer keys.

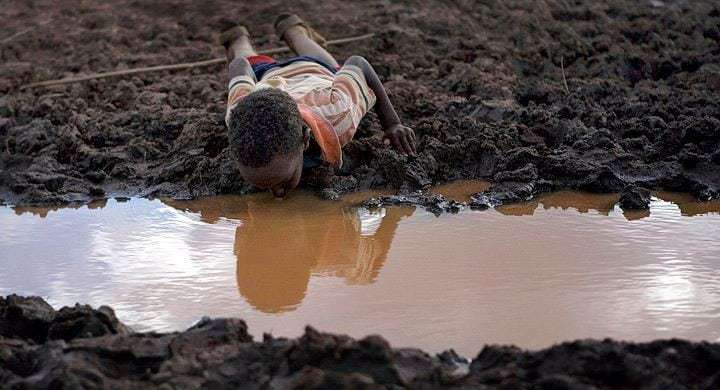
[
  {"left": 2, "top": 184, "right": 720, "bottom": 355},
  {"left": 430, "top": 180, "right": 492, "bottom": 203},
  {"left": 495, "top": 191, "right": 621, "bottom": 217},
  {"left": 655, "top": 191, "right": 720, "bottom": 217},
  {"left": 495, "top": 190, "right": 720, "bottom": 221},
  {"left": 12, "top": 199, "right": 110, "bottom": 218},
  {"left": 165, "top": 193, "right": 411, "bottom": 313},
  {"left": 235, "top": 205, "right": 408, "bottom": 313}
]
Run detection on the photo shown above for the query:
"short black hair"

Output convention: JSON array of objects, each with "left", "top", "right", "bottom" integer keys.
[{"left": 227, "top": 88, "right": 303, "bottom": 168}]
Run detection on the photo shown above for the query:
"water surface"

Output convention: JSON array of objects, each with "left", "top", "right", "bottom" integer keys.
[{"left": 2, "top": 183, "right": 720, "bottom": 356}]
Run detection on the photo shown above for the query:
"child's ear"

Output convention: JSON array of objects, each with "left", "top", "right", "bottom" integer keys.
[{"left": 303, "top": 127, "right": 311, "bottom": 150}]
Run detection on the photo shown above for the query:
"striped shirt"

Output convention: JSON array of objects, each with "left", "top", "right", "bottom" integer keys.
[{"left": 226, "top": 61, "right": 376, "bottom": 148}]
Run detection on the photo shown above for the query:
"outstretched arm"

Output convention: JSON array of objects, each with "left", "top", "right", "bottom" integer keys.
[{"left": 344, "top": 56, "right": 416, "bottom": 156}]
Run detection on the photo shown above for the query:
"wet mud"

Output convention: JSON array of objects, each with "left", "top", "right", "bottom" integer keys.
[
  {"left": 2, "top": 0, "right": 719, "bottom": 205},
  {"left": 2, "top": 295, "right": 720, "bottom": 389}
]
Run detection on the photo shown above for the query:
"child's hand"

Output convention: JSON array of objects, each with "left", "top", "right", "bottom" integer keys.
[{"left": 383, "top": 123, "right": 417, "bottom": 156}]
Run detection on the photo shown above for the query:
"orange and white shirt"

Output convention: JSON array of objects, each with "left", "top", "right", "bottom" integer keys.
[{"left": 226, "top": 61, "right": 376, "bottom": 169}]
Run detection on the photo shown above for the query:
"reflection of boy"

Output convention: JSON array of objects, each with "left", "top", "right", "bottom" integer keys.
[{"left": 233, "top": 201, "right": 412, "bottom": 313}]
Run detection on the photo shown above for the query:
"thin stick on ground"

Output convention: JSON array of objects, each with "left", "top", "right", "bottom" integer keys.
[
  {"left": 1, "top": 20, "right": 51, "bottom": 44},
  {"left": 560, "top": 55, "right": 570, "bottom": 95},
  {"left": 21, "top": 33, "right": 375, "bottom": 90}
]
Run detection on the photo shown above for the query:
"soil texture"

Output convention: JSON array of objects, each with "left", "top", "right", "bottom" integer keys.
[{"left": 2, "top": 295, "right": 720, "bottom": 389}]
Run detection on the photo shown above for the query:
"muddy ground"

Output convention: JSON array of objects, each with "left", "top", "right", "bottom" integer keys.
[
  {"left": 1, "top": 0, "right": 719, "bottom": 205},
  {"left": 1, "top": 295, "right": 719, "bottom": 389}
]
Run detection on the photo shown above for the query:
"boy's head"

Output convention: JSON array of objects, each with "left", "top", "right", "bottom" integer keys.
[{"left": 228, "top": 88, "right": 309, "bottom": 198}]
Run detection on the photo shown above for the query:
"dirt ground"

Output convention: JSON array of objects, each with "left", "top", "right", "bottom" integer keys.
[
  {"left": 2, "top": 295, "right": 720, "bottom": 389},
  {"left": 1, "top": 0, "right": 719, "bottom": 205}
]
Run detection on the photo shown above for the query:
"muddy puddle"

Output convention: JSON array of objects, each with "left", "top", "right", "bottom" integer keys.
[{"left": 2, "top": 182, "right": 720, "bottom": 356}]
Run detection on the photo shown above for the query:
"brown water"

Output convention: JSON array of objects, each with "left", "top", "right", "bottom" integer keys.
[{"left": 2, "top": 182, "right": 720, "bottom": 356}]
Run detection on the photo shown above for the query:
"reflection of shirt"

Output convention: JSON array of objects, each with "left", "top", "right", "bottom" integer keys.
[
  {"left": 356, "top": 208, "right": 386, "bottom": 236},
  {"left": 225, "top": 61, "right": 376, "bottom": 147}
]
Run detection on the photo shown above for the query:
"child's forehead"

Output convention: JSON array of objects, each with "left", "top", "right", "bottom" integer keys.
[{"left": 239, "top": 154, "right": 302, "bottom": 186}]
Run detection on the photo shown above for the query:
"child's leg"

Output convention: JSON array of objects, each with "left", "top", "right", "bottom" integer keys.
[
  {"left": 227, "top": 35, "right": 257, "bottom": 61},
  {"left": 221, "top": 26, "right": 259, "bottom": 82},
  {"left": 220, "top": 26, "right": 257, "bottom": 61},
  {"left": 282, "top": 26, "right": 339, "bottom": 68}
]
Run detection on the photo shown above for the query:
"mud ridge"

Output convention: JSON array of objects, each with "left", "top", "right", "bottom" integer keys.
[{"left": 2, "top": 295, "right": 719, "bottom": 389}]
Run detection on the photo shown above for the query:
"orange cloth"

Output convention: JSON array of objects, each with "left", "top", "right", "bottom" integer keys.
[{"left": 298, "top": 104, "right": 342, "bottom": 169}]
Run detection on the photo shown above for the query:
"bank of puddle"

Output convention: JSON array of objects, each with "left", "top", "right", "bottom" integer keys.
[{"left": 2, "top": 181, "right": 720, "bottom": 357}]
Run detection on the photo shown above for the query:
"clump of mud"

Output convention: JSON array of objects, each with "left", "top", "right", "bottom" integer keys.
[
  {"left": 364, "top": 192, "right": 465, "bottom": 215},
  {"left": 2, "top": 295, "right": 720, "bottom": 389},
  {"left": 1, "top": 0, "right": 719, "bottom": 206},
  {"left": 619, "top": 184, "right": 652, "bottom": 210}
]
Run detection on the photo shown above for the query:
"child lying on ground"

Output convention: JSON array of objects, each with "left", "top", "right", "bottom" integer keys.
[{"left": 221, "top": 14, "right": 416, "bottom": 198}]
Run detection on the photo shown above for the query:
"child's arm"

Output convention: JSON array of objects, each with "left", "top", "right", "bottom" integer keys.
[{"left": 344, "top": 56, "right": 416, "bottom": 156}]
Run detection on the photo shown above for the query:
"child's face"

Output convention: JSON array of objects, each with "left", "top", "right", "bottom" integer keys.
[{"left": 238, "top": 151, "right": 304, "bottom": 198}]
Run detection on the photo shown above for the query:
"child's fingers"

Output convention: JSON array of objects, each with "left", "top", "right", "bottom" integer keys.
[
  {"left": 400, "top": 136, "right": 414, "bottom": 156},
  {"left": 402, "top": 131, "right": 416, "bottom": 155},
  {"left": 385, "top": 132, "right": 415, "bottom": 155},
  {"left": 393, "top": 137, "right": 404, "bottom": 153},
  {"left": 403, "top": 135, "right": 414, "bottom": 155},
  {"left": 408, "top": 135, "right": 417, "bottom": 155},
  {"left": 392, "top": 136, "right": 406, "bottom": 154}
]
